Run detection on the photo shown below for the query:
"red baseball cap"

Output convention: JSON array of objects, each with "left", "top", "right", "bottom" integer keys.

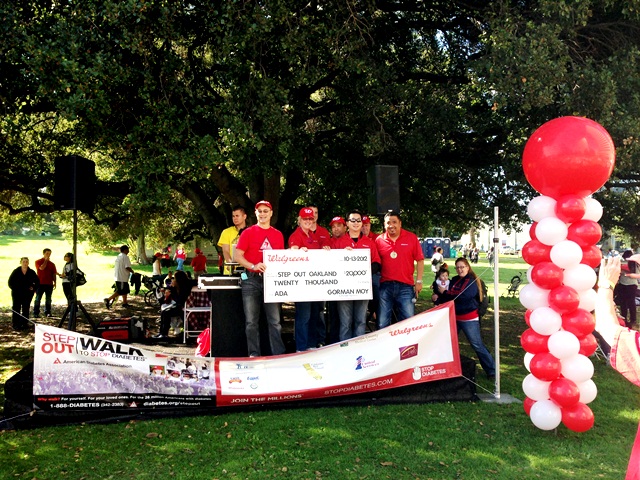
[
  {"left": 362, "top": 215, "right": 371, "bottom": 224},
  {"left": 195, "top": 248, "right": 202, "bottom": 254},
  {"left": 329, "top": 216, "right": 346, "bottom": 226},
  {"left": 299, "top": 207, "right": 314, "bottom": 219},
  {"left": 255, "top": 200, "right": 272, "bottom": 210}
]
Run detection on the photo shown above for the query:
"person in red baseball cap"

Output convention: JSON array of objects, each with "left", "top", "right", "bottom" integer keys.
[
  {"left": 362, "top": 215, "right": 379, "bottom": 240},
  {"left": 288, "top": 206, "right": 332, "bottom": 351},
  {"left": 234, "top": 200, "right": 286, "bottom": 357},
  {"left": 329, "top": 216, "right": 347, "bottom": 247},
  {"left": 190, "top": 248, "right": 208, "bottom": 279}
]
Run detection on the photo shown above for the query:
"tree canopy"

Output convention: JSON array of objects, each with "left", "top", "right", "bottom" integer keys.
[{"left": 2, "top": 0, "right": 640, "bottom": 244}]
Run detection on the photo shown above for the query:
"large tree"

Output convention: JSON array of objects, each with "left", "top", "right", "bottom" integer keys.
[{"left": 1, "top": 0, "right": 640, "bottom": 242}]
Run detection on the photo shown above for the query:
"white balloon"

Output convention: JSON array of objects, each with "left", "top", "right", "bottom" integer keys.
[
  {"left": 524, "top": 352, "right": 534, "bottom": 372},
  {"left": 527, "top": 266, "right": 534, "bottom": 284},
  {"left": 530, "top": 307, "right": 563, "bottom": 335},
  {"left": 548, "top": 330, "right": 580, "bottom": 359},
  {"left": 519, "top": 284, "right": 551, "bottom": 310},
  {"left": 561, "top": 354, "right": 595, "bottom": 383},
  {"left": 577, "top": 379, "right": 598, "bottom": 404},
  {"left": 529, "top": 399, "right": 562, "bottom": 431},
  {"left": 578, "top": 288, "right": 598, "bottom": 312},
  {"left": 522, "top": 373, "right": 551, "bottom": 401},
  {"left": 563, "top": 264, "right": 597, "bottom": 292},
  {"left": 528, "top": 196, "right": 558, "bottom": 222},
  {"left": 550, "top": 240, "right": 583, "bottom": 269},
  {"left": 583, "top": 197, "right": 603, "bottom": 222},
  {"left": 536, "top": 217, "right": 569, "bottom": 246}
]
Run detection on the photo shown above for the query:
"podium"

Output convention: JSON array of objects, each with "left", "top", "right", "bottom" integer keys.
[{"left": 198, "top": 275, "right": 247, "bottom": 357}]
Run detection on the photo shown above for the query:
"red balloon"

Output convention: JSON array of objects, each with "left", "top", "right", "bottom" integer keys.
[
  {"left": 530, "top": 352, "right": 562, "bottom": 381},
  {"left": 548, "top": 286, "right": 580, "bottom": 314},
  {"left": 522, "top": 240, "right": 552, "bottom": 266},
  {"left": 524, "top": 397, "right": 536, "bottom": 415},
  {"left": 521, "top": 328, "right": 550, "bottom": 354},
  {"left": 522, "top": 116, "right": 616, "bottom": 199},
  {"left": 549, "top": 378, "right": 581, "bottom": 407},
  {"left": 578, "top": 333, "right": 598, "bottom": 356},
  {"left": 530, "top": 222, "right": 538, "bottom": 241},
  {"left": 555, "top": 195, "right": 586, "bottom": 223},
  {"left": 562, "top": 308, "right": 596, "bottom": 337},
  {"left": 561, "top": 402, "right": 595, "bottom": 432},
  {"left": 567, "top": 220, "right": 602, "bottom": 247},
  {"left": 531, "top": 262, "right": 564, "bottom": 290},
  {"left": 581, "top": 245, "right": 603, "bottom": 269},
  {"left": 524, "top": 309, "right": 533, "bottom": 327}
]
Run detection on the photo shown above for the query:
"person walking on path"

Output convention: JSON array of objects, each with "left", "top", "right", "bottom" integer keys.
[{"left": 104, "top": 245, "right": 135, "bottom": 309}]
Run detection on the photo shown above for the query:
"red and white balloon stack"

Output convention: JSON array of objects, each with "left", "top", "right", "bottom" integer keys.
[{"left": 519, "top": 116, "right": 616, "bottom": 432}]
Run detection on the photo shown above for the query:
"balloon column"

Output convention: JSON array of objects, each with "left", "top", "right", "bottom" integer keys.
[{"left": 520, "top": 116, "right": 616, "bottom": 432}]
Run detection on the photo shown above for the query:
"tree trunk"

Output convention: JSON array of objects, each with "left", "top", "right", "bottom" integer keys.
[{"left": 136, "top": 228, "right": 150, "bottom": 265}]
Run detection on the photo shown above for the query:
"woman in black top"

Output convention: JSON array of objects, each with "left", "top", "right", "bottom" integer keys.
[
  {"left": 154, "top": 270, "right": 192, "bottom": 339},
  {"left": 8, "top": 257, "right": 39, "bottom": 331}
]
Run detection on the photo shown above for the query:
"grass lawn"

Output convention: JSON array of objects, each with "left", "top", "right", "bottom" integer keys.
[{"left": 1, "top": 237, "right": 639, "bottom": 479}]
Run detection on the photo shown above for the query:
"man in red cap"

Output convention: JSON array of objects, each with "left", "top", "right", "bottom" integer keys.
[
  {"left": 190, "top": 248, "right": 208, "bottom": 279},
  {"left": 362, "top": 215, "right": 379, "bottom": 240},
  {"left": 329, "top": 216, "right": 347, "bottom": 248},
  {"left": 289, "top": 206, "right": 331, "bottom": 351},
  {"left": 234, "top": 200, "right": 286, "bottom": 357}
]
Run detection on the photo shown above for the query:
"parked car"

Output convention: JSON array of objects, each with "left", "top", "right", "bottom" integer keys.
[{"left": 501, "top": 246, "right": 521, "bottom": 256}]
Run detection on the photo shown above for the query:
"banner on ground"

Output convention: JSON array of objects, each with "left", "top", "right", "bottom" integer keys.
[
  {"left": 32, "top": 302, "right": 461, "bottom": 410},
  {"left": 262, "top": 249, "right": 372, "bottom": 303}
]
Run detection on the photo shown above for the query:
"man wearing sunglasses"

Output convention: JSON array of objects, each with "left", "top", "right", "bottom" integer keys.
[{"left": 375, "top": 211, "right": 425, "bottom": 328}]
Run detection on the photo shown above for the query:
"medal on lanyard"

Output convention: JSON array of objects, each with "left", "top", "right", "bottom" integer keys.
[{"left": 390, "top": 251, "right": 398, "bottom": 259}]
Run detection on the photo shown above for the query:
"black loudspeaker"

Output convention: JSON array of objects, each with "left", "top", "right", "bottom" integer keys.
[
  {"left": 367, "top": 165, "right": 400, "bottom": 214},
  {"left": 54, "top": 156, "right": 96, "bottom": 213}
]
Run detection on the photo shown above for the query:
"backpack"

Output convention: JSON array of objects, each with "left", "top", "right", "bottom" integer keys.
[
  {"left": 477, "top": 278, "right": 489, "bottom": 319},
  {"left": 69, "top": 268, "right": 87, "bottom": 286}
]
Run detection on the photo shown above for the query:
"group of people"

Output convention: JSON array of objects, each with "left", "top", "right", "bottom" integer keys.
[
  {"left": 8, "top": 248, "right": 79, "bottom": 331},
  {"left": 230, "top": 201, "right": 425, "bottom": 357}
]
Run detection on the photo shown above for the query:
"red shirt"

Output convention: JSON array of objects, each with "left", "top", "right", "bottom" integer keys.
[
  {"left": 190, "top": 253, "right": 207, "bottom": 271},
  {"left": 288, "top": 227, "right": 329, "bottom": 249},
  {"left": 333, "top": 234, "right": 381, "bottom": 264},
  {"left": 375, "top": 229, "right": 424, "bottom": 285},
  {"left": 35, "top": 258, "right": 57, "bottom": 286},
  {"left": 367, "top": 231, "right": 379, "bottom": 241},
  {"left": 313, "top": 225, "right": 332, "bottom": 247},
  {"left": 236, "top": 225, "right": 284, "bottom": 270}
]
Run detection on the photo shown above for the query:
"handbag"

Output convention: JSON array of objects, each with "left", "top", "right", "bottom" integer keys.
[{"left": 69, "top": 268, "right": 87, "bottom": 286}]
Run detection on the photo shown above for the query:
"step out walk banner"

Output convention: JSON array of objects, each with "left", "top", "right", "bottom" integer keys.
[{"left": 32, "top": 302, "right": 461, "bottom": 411}]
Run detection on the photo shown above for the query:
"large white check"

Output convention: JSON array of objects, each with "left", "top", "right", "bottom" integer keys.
[{"left": 262, "top": 249, "right": 372, "bottom": 303}]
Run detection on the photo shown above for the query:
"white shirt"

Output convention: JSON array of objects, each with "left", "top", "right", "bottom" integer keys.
[{"left": 114, "top": 252, "right": 132, "bottom": 282}]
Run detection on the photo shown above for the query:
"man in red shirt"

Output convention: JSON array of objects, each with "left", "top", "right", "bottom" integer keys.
[
  {"left": 362, "top": 215, "right": 379, "bottom": 240},
  {"left": 289, "top": 207, "right": 331, "bottom": 351},
  {"left": 234, "top": 200, "right": 286, "bottom": 357},
  {"left": 189, "top": 248, "right": 208, "bottom": 279},
  {"left": 34, "top": 248, "right": 57, "bottom": 317},
  {"left": 375, "top": 211, "right": 424, "bottom": 328}
]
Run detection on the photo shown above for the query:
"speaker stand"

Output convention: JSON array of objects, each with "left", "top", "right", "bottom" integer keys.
[{"left": 58, "top": 300, "right": 98, "bottom": 334}]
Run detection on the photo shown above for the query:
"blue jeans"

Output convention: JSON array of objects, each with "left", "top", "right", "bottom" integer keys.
[
  {"left": 176, "top": 258, "right": 184, "bottom": 271},
  {"left": 33, "top": 284, "right": 54, "bottom": 316},
  {"left": 241, "top": 274, "right": 285, "bottom": 356},
  {"left": 337, "top": 299, "right": 368, "bottom": 341},
  {"left": 378, "top": 281, "right": 415, "bottom": 329},
  {"left": 294, "top": 301, "right": 324, "bottom": 351},
  {"left": 457, "top": 320, "right": 496, "bottom": 377}
]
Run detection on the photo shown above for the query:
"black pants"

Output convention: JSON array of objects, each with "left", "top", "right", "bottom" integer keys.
[
  {"left": 618, "top": 284, "right": 638, "bottom": 328},
  {"left": 11, "top": 291, "right": 34, "bottom": 330},
  {"left": 160, "top": 307, "right": 182, "bottom": 336}
]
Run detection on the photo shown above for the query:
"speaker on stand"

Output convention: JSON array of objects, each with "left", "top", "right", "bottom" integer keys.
[
  {"left": 367, "top": 165, "right": 400, "bottom": 215},
  {"left": 54, "top": 156, "right": 98, "bottom": 334}
]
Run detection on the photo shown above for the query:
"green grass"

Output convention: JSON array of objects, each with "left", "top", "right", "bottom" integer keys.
[{"left": 1, "top": 238, "right": 639, "bottom": 479}]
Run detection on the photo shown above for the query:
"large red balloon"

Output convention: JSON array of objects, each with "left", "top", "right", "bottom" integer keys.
[
  {"left": 549, "top": 378, "right": 581, "bottom": 407},
  {"left": 521, "top": 328, "right": 550, "bottom": 354},
  {"left": 562, "top": 308, "right": 596, "bottom": 337},
  {"left": 581, "top": 245, "right": 603, "bottom": 269},
  {"left": 561, "top": 402, "right": 595, "bottom": 432},
  {"left": 548, "top": 285, "right": 580, "bottom": 314},
  {"left": 530, "top": 352, "right": 562, "bottom": 381},
  {"left": 578, "top": 333, "right": 598, "bottom": 356},
  {"left": 555, "top": 195, "right": 586, "bottom": 224},
  {"left": 531, "top": 262, "right": 564, "bottom": 290},
  {"left": 522, "top": 240, "right": 552, "bottom": 266},
  {"left": 522, "top": 116, "right": 616, "bottom": 199},
  {"left": 567, "top": 220, "right": 602, "bottom": 247}
]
